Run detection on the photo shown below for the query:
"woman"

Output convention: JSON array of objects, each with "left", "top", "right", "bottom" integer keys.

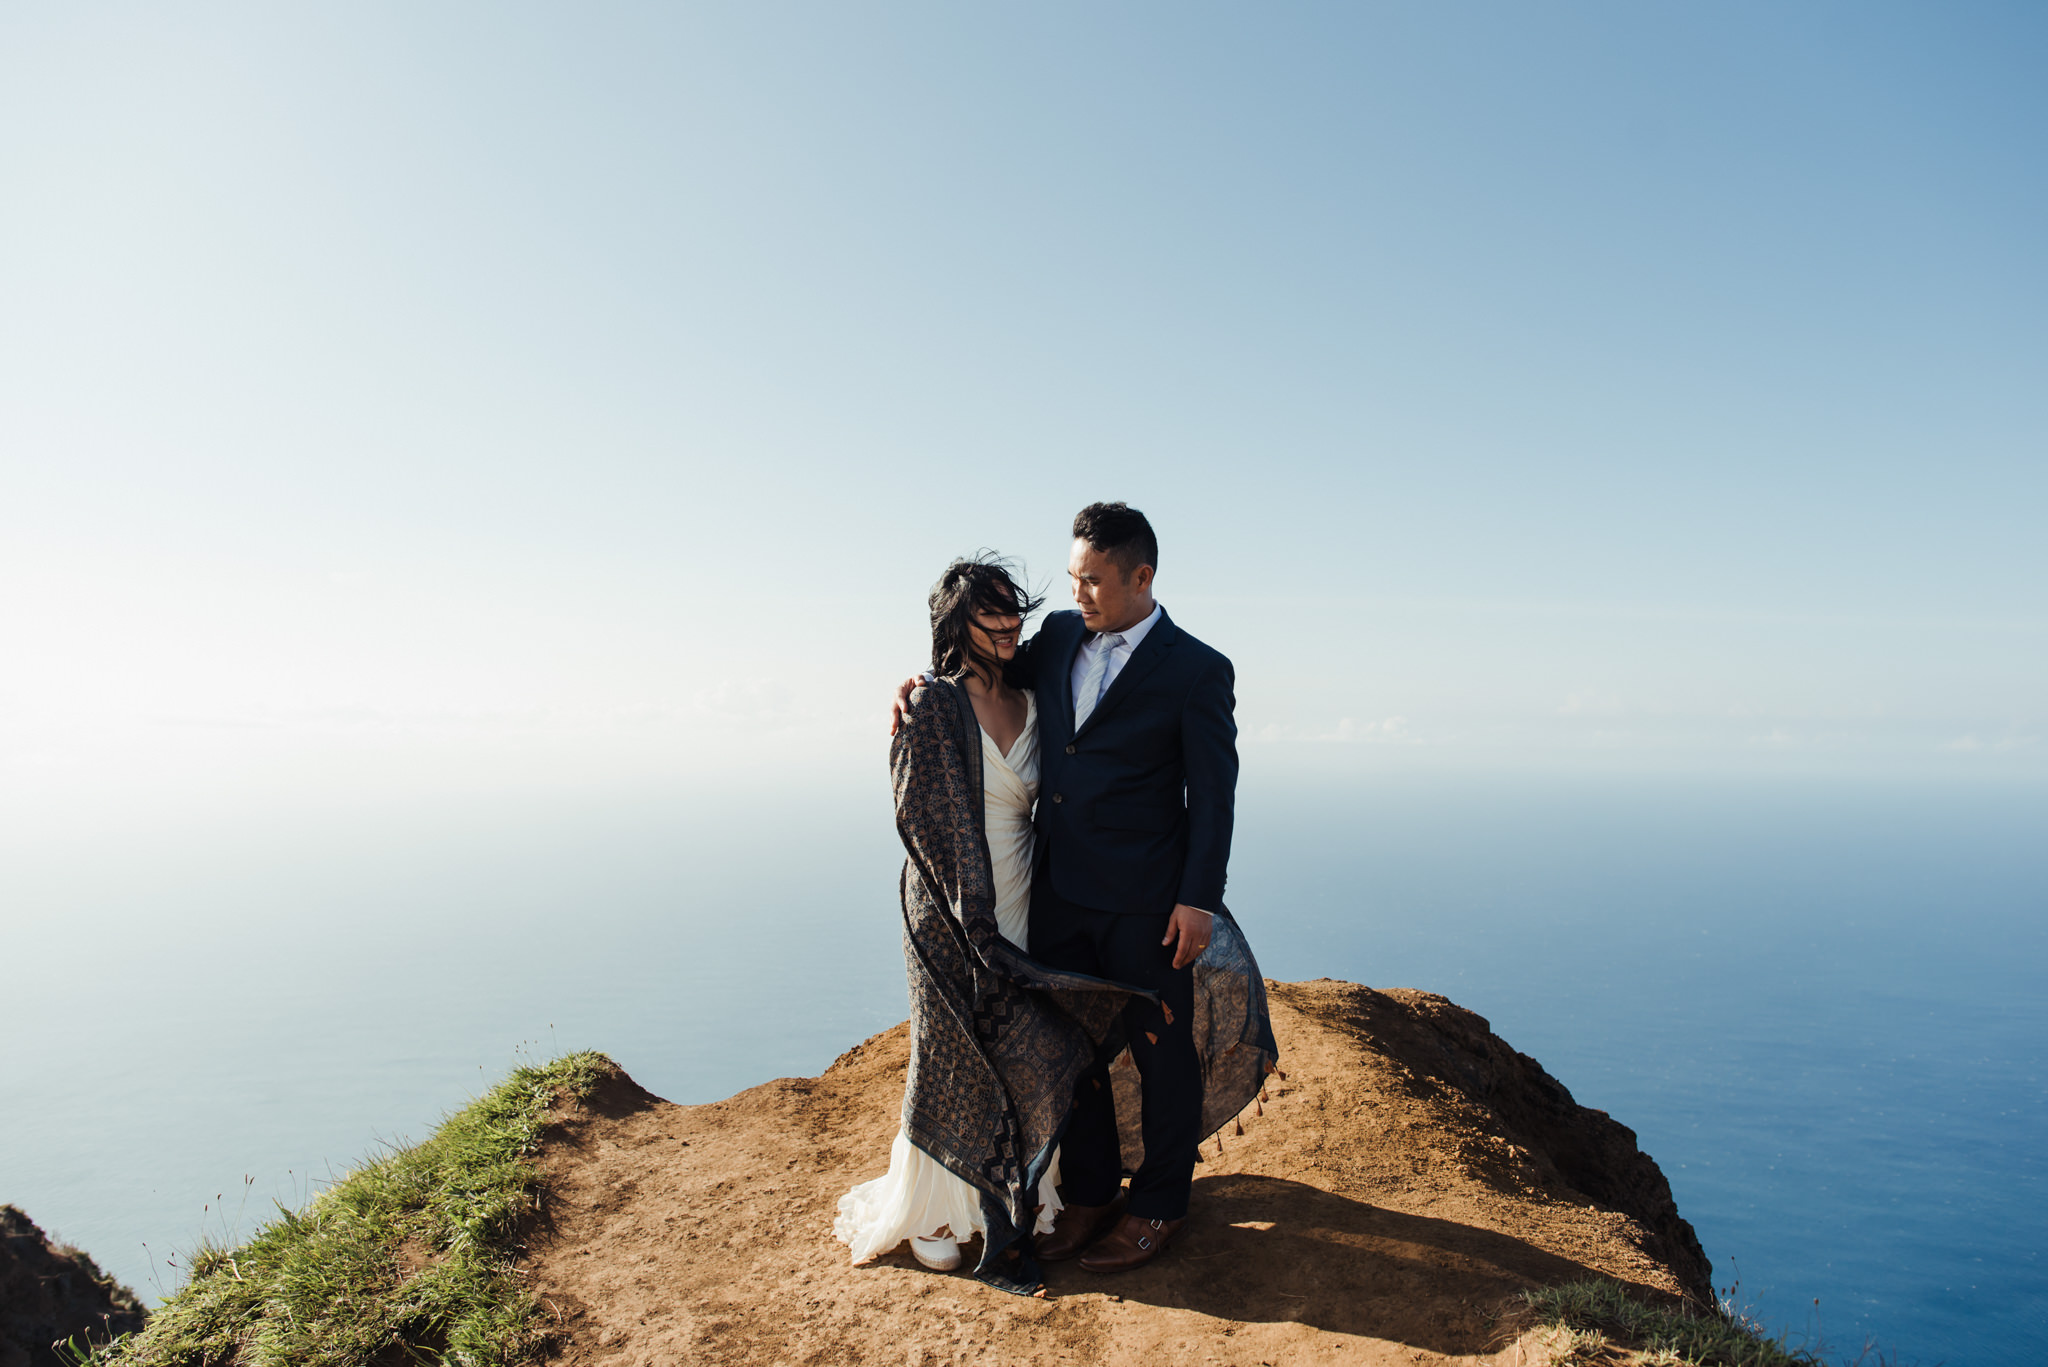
[
  {"left": 833, "top": 555, "right": 1099, "bottom": 1289},
  {"left": 834, "top": 554, "right": 1278, "bottom": 1296}
]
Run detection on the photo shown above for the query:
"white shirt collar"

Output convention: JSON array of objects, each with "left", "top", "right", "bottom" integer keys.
[{"left": 1095, "top": 602, "right": 1162, "bottom": 652}]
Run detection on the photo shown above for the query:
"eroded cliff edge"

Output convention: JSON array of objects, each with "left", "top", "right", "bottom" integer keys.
[
  {"left": 1289, "top": 981, "right": 1711, "bottom": 1301},
  {"left": 519, "top": 978, "right": 1710, "bottom": 1367},
  {"left": 0, "top": 1205, "right": 147, "bottom": 1367}
]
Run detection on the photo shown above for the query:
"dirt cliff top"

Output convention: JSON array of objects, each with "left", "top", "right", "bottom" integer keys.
[
  {"left": 522, "top": 980, "right": 1710, "bottom": 1366},
  {"left": 0, "top": 1204, "right": 147, "bottom": 1367}
]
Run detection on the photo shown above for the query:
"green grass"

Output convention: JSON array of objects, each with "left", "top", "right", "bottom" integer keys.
[
  {"left": 1519, "top": 1279, "right": 1870, "bottom": 1367},
  {"left": 69, "top": 1051, "right": 613, "bottom": 1367}
]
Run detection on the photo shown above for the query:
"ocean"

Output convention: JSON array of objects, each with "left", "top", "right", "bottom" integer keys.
[{"left": 4, "top": 772, "right": 2042, "bottom": 1363}]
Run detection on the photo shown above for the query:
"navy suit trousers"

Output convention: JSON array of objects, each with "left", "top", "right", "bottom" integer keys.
[{"left": 1030, "top": 884, "right": 1204, "bottom": 1221}]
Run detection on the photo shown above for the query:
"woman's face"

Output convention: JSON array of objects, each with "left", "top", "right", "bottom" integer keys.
[{"left": 969, "top": 596, "right": 1022, "bottom": 665}]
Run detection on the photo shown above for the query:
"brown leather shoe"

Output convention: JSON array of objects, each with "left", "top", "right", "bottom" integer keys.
[
  {"left": 1035, "top": 1191, "right": 1128, "bottom": 1261},
  {"left": 1078, "top": 1213, "right": 1185, "bottom": 1273}
]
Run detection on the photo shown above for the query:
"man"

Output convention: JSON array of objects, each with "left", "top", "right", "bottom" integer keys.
[{"left": 893, "top": 501, "right": 1240, "bottom": 1272}]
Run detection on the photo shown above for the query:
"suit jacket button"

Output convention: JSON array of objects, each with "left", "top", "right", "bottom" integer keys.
[
  {"left": 1051, "top": 793, "right": 1064, "bottom": 803},
  {"left": 1065, "top": 744, "right": 1076, "bottom": 754}
]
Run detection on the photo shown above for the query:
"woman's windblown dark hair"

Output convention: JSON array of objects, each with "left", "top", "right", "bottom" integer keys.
[{"left": 929, "top": 552, "right": 1044, "bottom": 683}]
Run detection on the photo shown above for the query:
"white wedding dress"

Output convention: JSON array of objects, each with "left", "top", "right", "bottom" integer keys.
[{"left": 834, "top": 691, "right": 1065, "bottom": 1264}]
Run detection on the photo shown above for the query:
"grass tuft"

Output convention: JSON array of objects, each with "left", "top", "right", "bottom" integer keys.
[
  {"left": 1518, "top": 1278, "right": 1900, "bottom": 1367},
  {"left": 70, "top": 1051, "right": 612, "bottom": 1367}
]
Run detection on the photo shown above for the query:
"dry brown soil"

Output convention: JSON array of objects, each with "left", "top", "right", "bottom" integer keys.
[
  {"left": 521, "top": 980, "right": 1707, "bottom": 1367},
  {"left": 0, "top": 1204, "right": 147, "bottom": 1367}
]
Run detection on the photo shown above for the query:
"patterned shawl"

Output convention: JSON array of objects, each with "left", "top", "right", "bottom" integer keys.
[{"left": 892, "top": 677, "right": 1280, "bottom": 1294}]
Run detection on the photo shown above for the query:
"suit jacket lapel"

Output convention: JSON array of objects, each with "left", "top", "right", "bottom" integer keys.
[
  {"left": 1045, "top": 614, "right": 1086, "bottom": 739},
  {"left": 1074, "top": 609, "right": 1178, "bottom": 741}
]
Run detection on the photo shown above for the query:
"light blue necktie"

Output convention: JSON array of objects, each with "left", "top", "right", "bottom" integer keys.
[{"left": 1073, "top": 632, "right": 1125, "bottom": 730}]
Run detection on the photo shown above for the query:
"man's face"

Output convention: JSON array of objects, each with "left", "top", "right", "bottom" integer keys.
[{"left": 1069, "top": 538, "right": 1153, "bottom": 633}]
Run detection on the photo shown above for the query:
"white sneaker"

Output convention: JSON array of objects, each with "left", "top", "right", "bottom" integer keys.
[{"left": 910, "top": 1233, "right": 962, "bottom": 1271}]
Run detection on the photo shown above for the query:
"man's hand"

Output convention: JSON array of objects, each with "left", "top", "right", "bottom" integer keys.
[
  {"left": 1162, "top": 904, "right": 1215, "bottom": 970},
  {"left": 887, "top": 675, "right": 923, "bottom": 735}
]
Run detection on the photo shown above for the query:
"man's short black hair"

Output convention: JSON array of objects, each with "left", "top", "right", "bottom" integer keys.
[{"left": 1071, "top": 501, "right": 1158, "bottom": 578}]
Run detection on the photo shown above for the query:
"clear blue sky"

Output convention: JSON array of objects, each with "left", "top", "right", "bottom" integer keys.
[{"left": 3, "top": 3, "right": 2043, "bottom": 837}]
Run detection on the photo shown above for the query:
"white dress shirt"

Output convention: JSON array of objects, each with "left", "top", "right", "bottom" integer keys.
[{"left": 1069, "top": 602, "right": 1163, "bottom": 718}]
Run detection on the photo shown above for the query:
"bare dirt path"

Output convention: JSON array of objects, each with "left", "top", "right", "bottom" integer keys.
[{"left": 521, "top": 981, "right": 1705, "bottom": 1366}]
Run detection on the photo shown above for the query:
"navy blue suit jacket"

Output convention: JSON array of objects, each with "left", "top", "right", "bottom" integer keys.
[{"left": 1019, "top": 608, "right": 1237, "bottom": 919}]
